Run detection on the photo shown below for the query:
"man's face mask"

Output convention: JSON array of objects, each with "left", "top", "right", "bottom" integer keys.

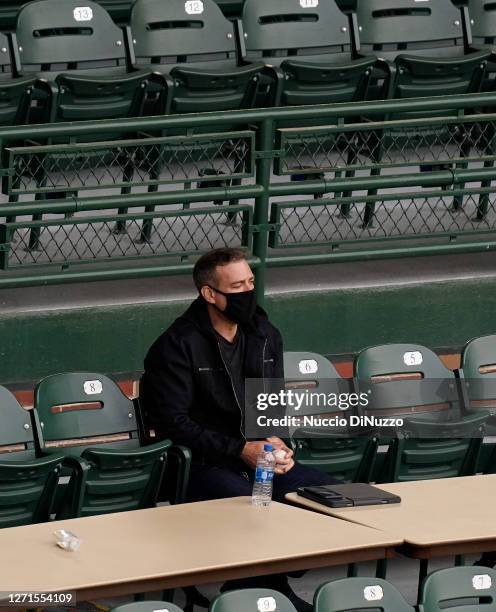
[{"left": 208, "top": 286, "right": 257, "bottom": 326}]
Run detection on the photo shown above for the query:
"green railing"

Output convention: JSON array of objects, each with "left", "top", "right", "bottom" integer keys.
[{"left": 2, "top": 92, "right": 496, "bottom": 300}]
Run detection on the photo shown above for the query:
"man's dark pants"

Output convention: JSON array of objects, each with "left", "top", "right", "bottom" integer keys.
[
  {"left": 186, "top": 461, "right": 339, "bottom": 602},
  {"left": 187, "top": 461, "right": 339, "bottom": 503}
]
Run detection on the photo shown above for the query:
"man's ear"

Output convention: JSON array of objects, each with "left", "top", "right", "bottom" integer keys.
[{"left": 200, "top": 285, "right": 216, "bottom": 304}]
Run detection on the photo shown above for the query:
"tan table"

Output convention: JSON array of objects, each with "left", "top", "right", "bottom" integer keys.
[
  {"left": 0, "top": 496, "right": 402, "bottom": 601},
  {"left": 286, "top": 475, "right": 496, "bottom": 560}
]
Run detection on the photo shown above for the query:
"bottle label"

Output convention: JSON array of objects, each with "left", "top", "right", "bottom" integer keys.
[{"left": 255, "top": 467, "right": 274, "bottom": 483}]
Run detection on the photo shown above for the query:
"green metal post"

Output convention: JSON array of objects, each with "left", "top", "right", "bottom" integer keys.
[{"left": 253, "top": 118, "right": 274, "bottom": 307}]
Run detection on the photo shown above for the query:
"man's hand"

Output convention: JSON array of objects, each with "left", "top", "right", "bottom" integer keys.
[
  {"left": 266, "top": 436, "right": 295, "bottom": 475},
  {"left": 240, "top": 440, "right": 267, "bottom": 469}
]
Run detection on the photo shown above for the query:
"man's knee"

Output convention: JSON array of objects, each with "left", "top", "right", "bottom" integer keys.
[{"left": 187, "top": 466, "right": 253, "bottom": 502}]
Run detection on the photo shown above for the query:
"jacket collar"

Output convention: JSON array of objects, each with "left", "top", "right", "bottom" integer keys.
[{"left": 180, "top": 295, "right": 270, "bottom": 339}]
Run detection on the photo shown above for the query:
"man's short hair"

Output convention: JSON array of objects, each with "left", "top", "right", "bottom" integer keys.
[{"left": 193, "top": 248, "right": 247, "bottom": 291}]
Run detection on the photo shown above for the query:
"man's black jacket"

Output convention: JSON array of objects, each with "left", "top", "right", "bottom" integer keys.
[{"left": 141, "top": 296, "right": 284, "bottom": 467}]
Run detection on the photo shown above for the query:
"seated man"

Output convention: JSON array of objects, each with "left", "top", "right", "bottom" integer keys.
[{"left": 142, "top": 247, "right": 338, "bottom": 611}]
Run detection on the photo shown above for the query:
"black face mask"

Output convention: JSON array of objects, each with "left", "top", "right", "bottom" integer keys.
[{"left": 208, "top": 286, "right": 257, "bottom": 326}]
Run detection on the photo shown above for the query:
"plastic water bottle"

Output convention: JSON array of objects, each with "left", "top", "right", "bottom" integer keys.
[{"left": 252, "top": 443, "right": 276, "bottom": 507}]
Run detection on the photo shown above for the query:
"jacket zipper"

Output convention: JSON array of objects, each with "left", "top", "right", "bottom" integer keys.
[
  {"left": 262, "top": 338, "right": 268, "bottom": 395},
  {"left": 217, "top": 340, "right": 246, "bottom": 442}
]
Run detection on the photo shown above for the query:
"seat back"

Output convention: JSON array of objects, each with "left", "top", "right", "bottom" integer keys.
[
  {"left": 467, "top": 0, "right": 496, "bottom": 45},
  {"left": 356, "top": 0, "right": 466, "bottom": 54},
  {"left": 460, "top": 334, "right": 496, "bottom": 472},
  {"left": 284, "top": 351, "right": 376, "bottom": 482},
  {"left": 0, "top": 385, "right": 63, "bottom": 527},
  {"left": 314, "top": 577, "right": 414, "bottom": 611},
  {"left": 242, "top": 0, "right": 352, "bottom": 62},
  {"left": 34, "top": 372, "right": 140, "bottom": 455},
  {"left": 0, "top": 32, "right": 34, "bottom": 125},
  {"left": 210, "top": 589, "right": 297, "bottom": 612},
  {"left": 15, "top": 0, "right": 128, "bottom": 77},
  {"left": 461, "top": 334, "right": 496, "bottom": 414},
  {"left": 355, "top": 343, "right": 460, "bottom": 419},
  {"left": 131, "top": 0, "right": 237, "bottom": 68},
  {"left": 0, "top": 385, "right": 37, "bottom": 459},
  {"left": 419, "top": 566, "right": 496, "bottom": 612}
]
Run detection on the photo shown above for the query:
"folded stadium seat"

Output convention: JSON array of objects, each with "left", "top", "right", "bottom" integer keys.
[
  {"left": 464, "top": 0, "right": 496, "bottom": 90},
  {"left": 32, "top": 372, "right": 177, "bottom": 519},
  {"left": 460, "top": 333, "right": 496, "bottom": 473},
  {"left": 14, "top": 0, "right": 158, "bottom": 123},
  {"left": 0, "top": 385, "right": 64, "bottom": 528},
  {"left": 350, "top": 0, "right": 492, "bottom": 228},
  {"left": 130, "top": 0, "right": 264, "bottom": 114},
  {"left": 127, "top": 0, "right": 265, "bottom": 238},
  {"left": 11, "top": 0, "right": 163, "bottom": 244},
  {"left": 354, "top": 343, "right": 488, "bottom": 482},
  {"left": 283, "top": 351, "right": 377, "bottom": 483},
  {"left": 418, "top": 566, "right": 496, "bottom": 611},
  {"left": 239, "top": 0, "right": 376, "bottom": 108},
  {"left": 314, "top": 577, "right": 414, "bottom": 611},
  {"left": 0, "top": 32, "right": 36, "bottom": 125},
  {"left": 210, "top": 589, "right": 298, "bottom": 612},
  {"left": 239, "top": 0, "right": 377, "bottom": 203},
  {"left": 355, "top": 0, "right": 490, "bottom": 101}
]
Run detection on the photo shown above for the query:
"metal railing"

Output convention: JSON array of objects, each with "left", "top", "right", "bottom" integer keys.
[{"left": 1, "top": 92, "right": 496, "bottom": 301}]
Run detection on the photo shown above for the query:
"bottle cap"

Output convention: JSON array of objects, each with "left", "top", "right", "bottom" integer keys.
[{"left": 264, "top": 444, "right": 273, "bottom": 451}]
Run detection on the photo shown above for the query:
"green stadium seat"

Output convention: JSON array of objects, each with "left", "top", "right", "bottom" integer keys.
[
  {"left": 314, "top": 577, "right": 414, "bottom": 611},
  {"left": 466, "top": 0, "right": 496, "bottom": 90},
  {"left": 239, "top": 0, "right": 376, "bottom": 107},
  {"left": 460, "top": 333, "right": 496, "bottom": 473},
  {"left": 384, "top": 412, "right": 486, "bottom": 482},
  {"left": 13, "top": 0, "right": 158, "bottom": 123},
  {"left": 354, "top": 343, "right": 479, "bottom": 482},
  {"left": 0, "top": 32, "right": 36, "bottom": 125},
  {"left": 110, "top": 602, "right": 184, "bottom": 612},
  {"left": 210, "top": 589, "right": 298, "bottom": 612},
  {"left": 355, "top": 0, "right": 490, "bottom": 100},
  {"left": 33, "top": 372, "right": 172, "bottom": 519},
  {"left": 129, "top": 0, "right": 264, "bottom": 114},
  {"left": 283, "top": 351, "right": 377, "bottom": 483},
  {"left": 418, "top": 566, "right": 496, "bottom": 611},
  {"left": 0, "top": 385, "right": 63, "bottom": 528}
]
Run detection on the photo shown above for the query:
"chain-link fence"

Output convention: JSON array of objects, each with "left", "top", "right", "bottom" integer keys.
[
  {"left": 0, "top": 206, "right": 252, "bottom": 269},
  {"left": 3, "top": 132, "right": 255, "bottom": 195},
  {"left": 0, "top": 94, "right": 496, "bottom": 286}
]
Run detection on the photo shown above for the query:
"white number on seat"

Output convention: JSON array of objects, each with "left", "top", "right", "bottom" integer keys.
[
  {"left": 257, "top": 596, "right": 277, "bottom": 612},
  {"left": 83, "top": 380, "right": 103, "bottom": 395},
  {"left": 300, "top": 0, "right": 318, "bottom": 7},
  {"left": 73, "top": 6, "right": 93, "bottom": 21},
  {"left": 185, "top": 0, "right": 203, "bottom": 14},
  {"left": 403, "top": 351, "right": 423, "bottom": 366},
  {"left": 364, "top": 585, "right": 384, "bottom": 601},
  {"left": 298, "top": 359, "right": 318, "bottom": 374},
  {"left": 473, "top": 574, "right": 492, "bottom": 590}
]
